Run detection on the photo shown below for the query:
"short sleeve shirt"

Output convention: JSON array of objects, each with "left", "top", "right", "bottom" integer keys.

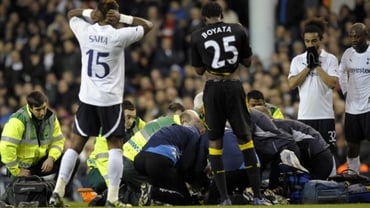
[
  {"left": 289, "top": 49, "right": 339, "bottom": 119},
  {"left": 69, "top": 17, "right": 144, "bottom": 106}
]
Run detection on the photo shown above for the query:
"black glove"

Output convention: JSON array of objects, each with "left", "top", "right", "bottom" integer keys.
[{"left": 306, "top": 46, "right": 320, "bottom": 69}]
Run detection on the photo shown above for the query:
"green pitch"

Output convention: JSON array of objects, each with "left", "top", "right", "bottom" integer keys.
[{"left": 67, "top": 202, "right": 370, "bottom": 207}]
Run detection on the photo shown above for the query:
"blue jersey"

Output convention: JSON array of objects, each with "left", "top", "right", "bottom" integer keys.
[
  {"left": 200, "top": 128, "right": 246, "bottom": 171},
  {"left": 222, "top": 128, "right": 245, "bottom": 171},
  {"left": 143, "top": 124, "right": 202, "bottom": 171}
]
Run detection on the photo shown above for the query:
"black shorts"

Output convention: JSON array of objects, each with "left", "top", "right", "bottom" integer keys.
[
  {"left": 298, "top": 119, "right": 336, "bottom": 152},
  {"left": 344, "top": 111, "right": 370, "bottom": 143},
  {"left": 73, "top": 102, "right": 125, "bottom": 138},
  {"left": 203, "top": 80, "right": 251, "bottom": 141}
]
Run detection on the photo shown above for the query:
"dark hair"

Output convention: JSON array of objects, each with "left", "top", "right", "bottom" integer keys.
[
  {"left": 27, "top": 91, "right": 48, "bottom": 108},
  {"left": 167, "top": 102, "right": 185, "bottom": 114},
  {"left": 247, "top": 90, "right": 265, "bottom": 101},
  {"left": 201, "top": 2, "right": 222, "bottom": 18},
  {"left": 123, "top": 100, "right": 135, "bottom": 111},
  {"left": 302, "top": 17, "right": 327, "bottom": 40},
  {"left": 98, "top": 0, "right": 119, "bottom": 19}
]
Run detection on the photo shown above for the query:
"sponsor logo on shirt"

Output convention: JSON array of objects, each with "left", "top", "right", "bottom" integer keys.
[{"left": 348, "top": 68, "right": 370, "bottom": 74}]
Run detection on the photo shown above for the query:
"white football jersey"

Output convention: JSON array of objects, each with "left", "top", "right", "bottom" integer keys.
[
  {"left": 69, "top": 17, "right": 144, "bottom": 106},
  {"left": 289, "top": 49, "right": 339, "bottom": 119},
  {"left": 339, "top": 46, "right": 370, "bottom": 114}
]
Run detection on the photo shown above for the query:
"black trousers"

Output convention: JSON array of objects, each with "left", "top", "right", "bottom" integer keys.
[{"left": 134, "top": 151, "right": 193, "bottom": 205}]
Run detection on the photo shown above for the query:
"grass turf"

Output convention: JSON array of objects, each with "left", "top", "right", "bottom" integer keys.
[{"left": 68, "top": 202, "right": 370, "bottom": 207}]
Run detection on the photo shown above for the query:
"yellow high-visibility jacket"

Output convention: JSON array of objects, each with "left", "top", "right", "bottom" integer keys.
[
  {"left": 0, "top": 105, "right": 65, "bottom": 176},
  {"left": 266, "top": 103, "right": 285, "bottom": 119},
  {"left": 87, "top": 117, "right": 145, "bottom": 183},
  {"left": 123, "top": 115, "right": 181, "bottom": 161},
  {"left": 246, "top": 100, "right": 284, "bottom": 119}
]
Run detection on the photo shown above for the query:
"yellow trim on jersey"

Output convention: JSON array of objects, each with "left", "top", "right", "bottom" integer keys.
[
  {"left": 209, "top": 147, "right": 223, "bottom": 155},
  {"left": 239, "top": 140, "right": 254, "bottom": 150}
]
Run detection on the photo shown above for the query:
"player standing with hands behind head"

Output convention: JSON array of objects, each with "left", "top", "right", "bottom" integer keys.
[
  {"left": 288, "top": 17, "right": 338, "bottom": 175},
  {"left": 190, "top": 2, "right": 265, "bottom": 205},
  {"left": 338, "top": 23, "right": 370, "bottom": 174},
  {"left": 49, "top": 0, "right": 153, "bottom": 207}
]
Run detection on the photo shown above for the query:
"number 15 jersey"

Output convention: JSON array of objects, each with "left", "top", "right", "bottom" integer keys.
[
  {"left": 190, "top": 22, "right": 252, "bottom": 76},
  {"left": 69, "top": 17, "right": 144, "bottom": 106}
]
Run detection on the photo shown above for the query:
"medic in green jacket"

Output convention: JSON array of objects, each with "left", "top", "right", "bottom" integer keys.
[{"left": 0, "top": 91, "right": 65, "bottom": 176}]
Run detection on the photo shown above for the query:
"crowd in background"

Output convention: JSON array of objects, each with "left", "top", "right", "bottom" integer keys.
[{"left": 1, "top": 0, "right": 370, "bottom": 186}]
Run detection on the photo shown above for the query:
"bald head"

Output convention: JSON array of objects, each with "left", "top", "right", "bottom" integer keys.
[
  {"left": 180, "top": 109, "right": 205, "bottom": 134},
  {"left": 352, "top": 23, "right": 367, "bottom": 33},
  {"left": 193, "top": 92, "right": 204, "bottom": 114},
  {"left": 180, "top": 109, "right": 201, "bottom": 124},
  {"left": 350, "top": 22, "right": 369, "bottom": 53}
]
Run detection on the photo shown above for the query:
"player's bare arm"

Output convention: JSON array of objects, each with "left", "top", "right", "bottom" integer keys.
[
  {"left": 315, "top": 67, "right": 338, "bottom": 89},
  {"left": 106, "top": 10, "right": 153, "bottom": 34},
  {"left": 67, "top": 9, "right": 102, "bottom": 21},
  {"left": 132, "top": 17, "right": 153, "bottom": 35},
  {"left": 240, "top": 57, "right": 252, "bottom": 68},
  {"left": 194, "top": 66, "right": 206, "bottom": 75},
  {"left": 288, "top": 67, "right": 311, "bottom": 90}
]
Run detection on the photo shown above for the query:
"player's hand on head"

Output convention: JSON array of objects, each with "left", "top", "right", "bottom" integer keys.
[
  {"left": 104, "top": 9, "right": 119, "bottom": 25},
  {"left": 91, "top": 9, "right": 103, "bottom": 22}
]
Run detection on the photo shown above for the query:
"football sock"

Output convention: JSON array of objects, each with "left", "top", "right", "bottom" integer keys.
[
  {"left": 347, "top": 156, "right": 360, "bottom": 174},
  {"left": 107, "top": 148, "right": 123, "bottom": 203},
  {"left": 55, "top": 149, "right": 79, "bottom": 197},
  {"left": 208, "top": 147, "right": 229, "bottom": 202}
]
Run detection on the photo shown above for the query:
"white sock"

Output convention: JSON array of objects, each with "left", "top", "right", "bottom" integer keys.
[
  {"left": 107, "top": 185, "right": 120, "bottom": 204},
  {"left": 107, "top": 148, "right": 123, "bottom": 203},
  {"left": 54, "top": 149, "right": 79, "bottom": 197},
  {"left": 347, "top": 156, "right": 360, "bottom": 174},
  {"left": 329, "top": 156, "right": 337, "bottom": 177}
]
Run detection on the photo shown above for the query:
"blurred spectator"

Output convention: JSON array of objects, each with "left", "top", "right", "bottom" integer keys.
[
  {"left": 216, "top": 0, "right": 239, "bottom": 23},
  {"left": 55, "top": 78, "right": 77, "bottom": 114},
  {"left": 5, "top": 49, "right": 24, "bottom": 86},
  {"left": 159, "top": 6, "right": 185, "bottom": 51},
  {"left": 0, "top": 104, "right": 11, "bottom": 133},
  {"left": 24, "top": 52, "right": 46, "bottom": 86},
  {"left": 276, "top": 0, "right": 305, "bottom": 40},
  {"left": 152, "top": 37, "right": 184, "bottom": 77},
  {"left": 42, "top": 41, "right": 57, "bottom": 73},
  {"left": 44, "top": 72, "right": 59, "bottom": 108},
  {"left": 54, "top": 39, "right": 81, "bottom": 78}
]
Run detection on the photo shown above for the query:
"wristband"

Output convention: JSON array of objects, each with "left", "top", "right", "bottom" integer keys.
[
  {"left": 82, "top": 9, "right": 93, "bottom": 19},
  {"left": 119, "top": 14, "right": 133, "bottom": 24}
]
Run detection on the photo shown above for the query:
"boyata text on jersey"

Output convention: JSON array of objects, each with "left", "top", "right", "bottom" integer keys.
[{"left": 201, "top": 25, "right": 231, "bottom": 39}]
